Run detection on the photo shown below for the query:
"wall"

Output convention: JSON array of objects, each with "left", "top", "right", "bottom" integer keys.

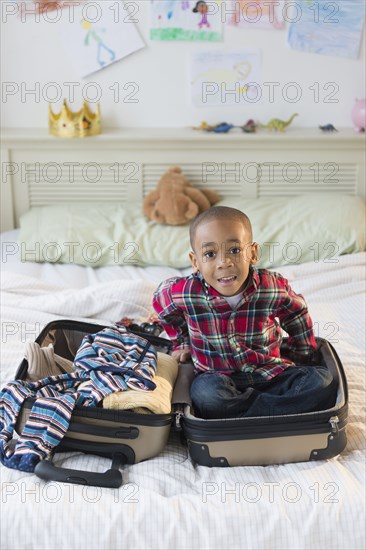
[{"left": 1, "top": 0, "right": 365, "bottom": 128}]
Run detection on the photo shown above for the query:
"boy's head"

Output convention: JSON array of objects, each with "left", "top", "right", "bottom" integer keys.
[{"left": 189, "top": 206, "right": 258, "bottom": 296}]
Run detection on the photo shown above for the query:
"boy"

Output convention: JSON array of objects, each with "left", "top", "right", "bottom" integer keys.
[{"left": 153, "top": 206, "right": 336, "bottom": 418}]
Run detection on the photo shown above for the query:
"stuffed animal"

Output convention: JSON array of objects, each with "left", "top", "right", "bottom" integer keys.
[{"left": 143, "top": 166, "right": 220, "bottom": 226}]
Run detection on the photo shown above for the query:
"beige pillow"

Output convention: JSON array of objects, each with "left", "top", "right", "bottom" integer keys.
[{"left": 18, "top": 195, "right": 365, "bottom": 268}]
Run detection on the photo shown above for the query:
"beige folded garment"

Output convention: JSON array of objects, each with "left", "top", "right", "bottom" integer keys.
[
  {"left": 25, "top": 342, "right": 75, "bottom": 382},
  {"left": 102, "top": 352, "right": 178, "bottom": 414}
]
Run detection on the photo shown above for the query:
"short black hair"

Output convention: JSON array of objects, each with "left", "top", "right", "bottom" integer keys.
[{"left": 189, "top": 206, "right": 253, "bottom": 250}]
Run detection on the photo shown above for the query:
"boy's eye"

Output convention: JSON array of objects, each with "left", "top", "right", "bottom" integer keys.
[
  {"left": 203, "top": 250, "right": 216, "bottom": 259},
  {"left": 229, "top": 247, "right": 241, "bottom": 255}
]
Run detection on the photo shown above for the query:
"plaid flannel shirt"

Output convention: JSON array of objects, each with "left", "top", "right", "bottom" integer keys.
[{"left": 153, "top": 267, "right": 317, "bottom": 379}]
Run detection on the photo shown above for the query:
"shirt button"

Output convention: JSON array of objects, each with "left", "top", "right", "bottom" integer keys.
[{"left": 235, "top": 344, "right": 241, "bottom": 351}]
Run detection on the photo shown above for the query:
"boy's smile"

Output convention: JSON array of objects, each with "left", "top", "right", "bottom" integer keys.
[{"left": 189, "top": 219, "right": 258, "bottom": 297}]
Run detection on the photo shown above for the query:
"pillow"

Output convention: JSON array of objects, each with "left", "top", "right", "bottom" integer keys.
[
  {"left": 18, "top": 203, "right": 192, "bottom": 268},
  {"left": 222, "top": 194, "right": 366, "bottom": 268},
  {"left": 18, "top": 195, "right": 365, "bottom": 268}
]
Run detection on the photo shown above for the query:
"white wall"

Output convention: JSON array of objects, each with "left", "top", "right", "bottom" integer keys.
[{"left": 1, "top": 0, "right": 365, "bottom": 128}]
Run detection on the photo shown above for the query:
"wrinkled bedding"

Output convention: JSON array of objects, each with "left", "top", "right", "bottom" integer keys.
[{"left": 0, "top": 250, "right": 365, "bottom": 550}]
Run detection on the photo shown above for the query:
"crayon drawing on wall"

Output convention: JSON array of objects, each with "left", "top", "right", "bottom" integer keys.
[
  {"left": 60, "top": 0, "right": 145, "bottom": 77},
  {"left": 150, "top": 0, "right": 223, "bottom": 41},
  {"left": 287, "top": 0, "right": 365, "bottom": 59},
  {"left": 190, "top": 50, "right": 262, "bottom": 107},
  {"left": 228, "top": 0, "right": 285, "bottom": 30}
]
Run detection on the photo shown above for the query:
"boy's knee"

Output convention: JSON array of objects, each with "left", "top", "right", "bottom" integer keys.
[
  {"left": 191, "top": 372, "right": 218, "bottom": 397},
  {"left": 314, "top": 365, "right": 335, "bottom": 388}
]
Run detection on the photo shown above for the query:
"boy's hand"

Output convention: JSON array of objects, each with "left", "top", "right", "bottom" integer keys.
[{"left": 172, "top": 348, "right": 191, "bottom": 363}]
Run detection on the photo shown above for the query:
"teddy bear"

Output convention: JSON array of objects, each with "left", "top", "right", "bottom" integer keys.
[{"left": 143, "top": 166, "right": 220, "bottom": 226}]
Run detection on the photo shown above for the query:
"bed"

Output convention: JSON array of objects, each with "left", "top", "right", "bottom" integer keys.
[{"left": 1, "top": 128, "right": 365, "bottom": 550}]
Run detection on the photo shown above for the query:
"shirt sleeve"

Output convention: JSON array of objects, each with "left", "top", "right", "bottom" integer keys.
[
  {"left": 153, "top": 278, "right": 190, "bottom": 352},
  {"left": 276, "top": 276, "right": 317, "bottom": 364}
]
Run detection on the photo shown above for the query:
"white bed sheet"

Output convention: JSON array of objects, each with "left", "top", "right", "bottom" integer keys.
[{"left": 0, "top": 230, "right": 365, "bottom": 550}]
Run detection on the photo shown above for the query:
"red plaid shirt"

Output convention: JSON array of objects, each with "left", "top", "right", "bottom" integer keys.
[{"left": 153, "top": 268, "right": 317, "bottom": 379}]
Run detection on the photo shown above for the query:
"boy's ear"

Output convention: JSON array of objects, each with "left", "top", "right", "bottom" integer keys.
[
  {"left": 250, "top": 242, "right": 259, "bottom": 265},
  {"left": 189, "top": 250, "right": 199, "bottom": 272}
]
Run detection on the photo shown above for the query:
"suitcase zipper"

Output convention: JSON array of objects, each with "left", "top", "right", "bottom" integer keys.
[
  {"left": 182, "top": 411, "right": 346, "bottom": 441},
  {"left": 174, "top": 409, "right": 184, "bottom": 430},
  {"left": 329, "top": 415, "right": 339, "bottom": 435}
]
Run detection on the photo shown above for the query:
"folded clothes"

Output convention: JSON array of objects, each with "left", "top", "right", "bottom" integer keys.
[
  {"left": 25, "top": 340, "right": 177, "bottom": 414},
  {"left": 25, "top": 342, "right": 75, "bottom": 382},
  {"left": 102, "top": 353, "right": 178, "bottom": 414}
]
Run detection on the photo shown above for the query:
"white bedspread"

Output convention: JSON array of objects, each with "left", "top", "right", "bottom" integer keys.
[{"left": 1, "top": 253, "right": 365, "bottom": 550}]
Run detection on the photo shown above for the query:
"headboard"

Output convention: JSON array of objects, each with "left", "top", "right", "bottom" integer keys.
[{"left": 1, "top": 127, "right": 365, "bottom": 232}]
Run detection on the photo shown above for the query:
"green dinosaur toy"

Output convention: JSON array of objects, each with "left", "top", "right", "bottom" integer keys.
[{"left": 262, "top": 113, "right": 299, "bottom": 132}]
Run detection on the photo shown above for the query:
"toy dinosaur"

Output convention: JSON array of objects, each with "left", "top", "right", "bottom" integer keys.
[
  {"left": 262, "top": 113, "right": 299, "bottom": 132},
  {"left": 240, "top": 119, "right": 257, "bottom": 133},
  {"left": 193, "top": 121, "right": 235, "bottom": 133},
  {"left": 211, "top": 122, "right": 234, "bottom": 133},
  {"left": 319, "top": 124, "right": 338, "bottom": 132},
  {"left": 193, "top": 121, "right": 215, "bottom": 131}
]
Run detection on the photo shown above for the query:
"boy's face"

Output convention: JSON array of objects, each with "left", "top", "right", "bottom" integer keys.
[{"left": 189, "top": 219, "right": 258, "bottom": 297}]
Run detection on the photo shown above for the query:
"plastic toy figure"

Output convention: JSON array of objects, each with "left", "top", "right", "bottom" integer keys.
[
  {"left": 193, "top": 122, "right": 235, "bottom": 133},
  {"left": 211, "top": 123, "right": 234, "bottom": 133},
  {"left": 193, "top": 121, "right": 215, "bottom": 131},
  {"left": 319, "top": 124, "right": 338, "bottom": 132},
  {"left": 262, "top": 113, "right": 299, "bottom": 132},
  {"left": 240, "top": 119, "right": 257, "bottom": 133}
]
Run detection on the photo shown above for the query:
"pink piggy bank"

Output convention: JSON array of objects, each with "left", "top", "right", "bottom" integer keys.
[{"left": 352, "top": 99, "right": 365, "bottom": 132}]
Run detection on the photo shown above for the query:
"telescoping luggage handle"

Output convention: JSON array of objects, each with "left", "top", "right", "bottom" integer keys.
[{"left": 34, "top": 452, "right": 126, "bottom": 488}]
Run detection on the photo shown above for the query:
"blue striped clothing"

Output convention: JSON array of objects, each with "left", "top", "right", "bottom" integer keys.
[{"left": 0, "top": 325, "right": 157, "bottom": 473}]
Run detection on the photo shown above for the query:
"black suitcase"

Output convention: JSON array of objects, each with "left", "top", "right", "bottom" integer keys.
[
  {"left": 14, "top": 319, "right": 176, "bottom": 489},
  {"left": 178, "top": 338, "right": 348, "bottom": 466}
]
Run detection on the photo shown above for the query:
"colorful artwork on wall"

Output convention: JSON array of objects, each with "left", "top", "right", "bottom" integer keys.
[
  {"left": 228, "top": 0, "right": 285, "bottom": 30},
  {"left": 287, "top": 0, "right": 365, "bottom": 59},
  {"left": 59, "top": 1, "right": 145, "bottom": 77},
  {"left": 190, "top": 50, "right": 262, "bottom": 107},
  {"left": 150, "top": 0, "right": 223, "bottom": 41},
  {"left": 11, "top": 0, "right": 83, "bottom": 15}
]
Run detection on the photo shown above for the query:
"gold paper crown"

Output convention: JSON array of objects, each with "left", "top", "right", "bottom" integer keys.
[{"left": 49, "top": 99, "right": 101, "bottom": 138}]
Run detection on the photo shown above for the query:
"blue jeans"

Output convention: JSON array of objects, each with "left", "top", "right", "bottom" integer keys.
[{"left": 190, "top": 366, "right": 337, "bottom": 419}]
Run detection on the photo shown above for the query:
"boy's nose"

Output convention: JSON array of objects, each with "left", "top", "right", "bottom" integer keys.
[{"left": 218, "top": 253, "right": 234, "bottom": 267}]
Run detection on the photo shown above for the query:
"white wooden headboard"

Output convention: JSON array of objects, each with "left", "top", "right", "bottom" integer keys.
[{"left": 1, "top": 127, "right": 365, "bottom": 232}]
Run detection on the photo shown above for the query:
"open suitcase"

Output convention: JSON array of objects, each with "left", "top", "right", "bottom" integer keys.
[
  {"left": 13, "top": 320, "right": 348, "bottom": 487},
  {"left": 14, "top": 319, "right": 175, "bottom": 488},
  {"left": 178, "top": 338, "right": 348, "bottom": 466}
]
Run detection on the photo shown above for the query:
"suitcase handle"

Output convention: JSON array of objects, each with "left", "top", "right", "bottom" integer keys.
[{"left": 34, "top": 452, "right": 125, "bottom": 488}]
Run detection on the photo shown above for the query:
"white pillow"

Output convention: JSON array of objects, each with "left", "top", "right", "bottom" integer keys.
[{"left": 18, "top": 194, "right": 365, "bottom": 268}]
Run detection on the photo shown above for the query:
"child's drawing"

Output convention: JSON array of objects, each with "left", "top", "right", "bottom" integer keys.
[
  {"left": 81, "top": 20, "right": 116, "bottom": 68},
  {"left": 150, "top": 0, "right": 222, "bottom": 41},
  {"left": 191, "top": 61, "right": 251, "bottom": 85},
  {"left": 287, "top": 0, "right": 365, "bottom": 59},
  {"left": 228, "top": 0, "right": 285, "bottom": 30},
  {"left": 60, "top": 0, "right": 145, "bottom": 78},
  {"left": 191, "top": 50, "right": 262, "bottom": 107}
]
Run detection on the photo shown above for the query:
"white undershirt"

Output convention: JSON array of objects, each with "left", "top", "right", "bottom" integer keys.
[{"left": 224, "top": 293, "right": 243, "bottom": 308}]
